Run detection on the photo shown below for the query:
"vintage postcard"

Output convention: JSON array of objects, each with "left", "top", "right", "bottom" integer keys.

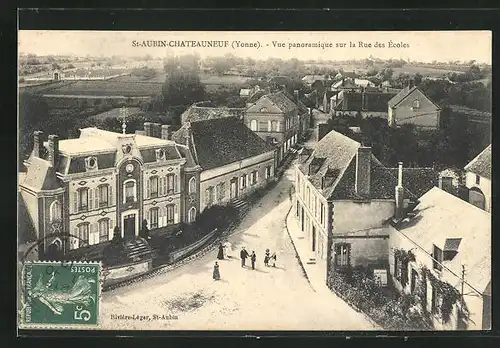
[{"left": 17, "top": 30, "right": 491, "bottom": 332}]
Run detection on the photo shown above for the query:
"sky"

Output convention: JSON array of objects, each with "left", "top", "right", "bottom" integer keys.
[{"left": 18, "top": 31, "right": 492, "bottom": 64}]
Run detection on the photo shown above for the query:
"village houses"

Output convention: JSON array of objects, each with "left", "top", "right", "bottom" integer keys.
[
  {"left": 293, "top": 129, "right": 437, "bottom": 282},
  {"left": 387, "top": 82, "right": 441, "bottom": 129}
]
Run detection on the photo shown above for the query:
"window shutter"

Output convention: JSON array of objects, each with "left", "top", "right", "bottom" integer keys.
[
  {"left": 89, "top": 189, "right": 93, "bottom": 210},
  {"left": 174, "top": 175, "right": 178, "bottom": 193},
  {"left": 108, "top": 219, "right": 114, "bottom": 241},
  {"left": 146, "top": 179, "right": 150, "bottom": 199},
  {"left": 133, "top": 181, "right": 137, "bottom": 201},
  {"left": 268, "top": 120, "right": 271, "bottom": 132},
  {"left": 246, "top": 174, "right": 249, "bottom": 187},
  {"left": 256, "top": 171, "right": 259, "bottom": 183},
  {"left": 89, "top": 223, "right": 96, "bottom": 245},
  {"left": 73, "top": 192, "right": 78, "bottom": 213},
  {"left": 122, "top": 183, "right": 126, "bottom": 204},
  {"left": 95, "top": 188, "right": 99, "bottom": 209},
  {"left": 72, "top": 227, "right": 79, "bottom": 249},
  {"left": 174, "top": 204, "right": 178, "bottom": 224},
  {"left": 109, "top": 185, "right": 113, "bottom": 206}
]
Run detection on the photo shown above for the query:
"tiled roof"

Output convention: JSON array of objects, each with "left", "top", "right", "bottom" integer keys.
[
  {"left": 22, "top": 156, "right": 62, "bottom": 191},
  {"left": 181, "top": 102, "right": 246, "bottom": 125},
  {"left": 464, "top": 144, "right": 491, "bottom": 179},
  {"left": 247, "top": 90, "right": 266, "bottom": 103},
  {"left": 388, "top": 86, "right": 413, "bottom": 108},
  {"left": 302, "top": 75, "right": 331, "bottom": 84},
  {"left": 265, "top": 91, "right": 298, "bottom": 114},
  {"left": 395, "top": 187, "right": 491, "bottom": 294},
  {"left": 172, "top": 117, "right": 275, "bottom": 171}
]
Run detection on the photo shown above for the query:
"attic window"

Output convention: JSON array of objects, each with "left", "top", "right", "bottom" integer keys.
[
  {"left": 156, "top": 148, "right": 166, "bottom": 161},
  {"left": 260, "top": 107, "right": 268, "bottom": 112},
  {"left": 443, "top": 238, "right": 462, "bottom": 261},
  {"left": 412, "top": 99, "right": 420, "bottom": 109},
  {"left": 85, "top": 156, "right": 98, "bottom": 171}
]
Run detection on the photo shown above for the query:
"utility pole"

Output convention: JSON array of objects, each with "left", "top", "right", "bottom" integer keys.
[{"left": 461, "top": 265, "right": 466, "bottom": 309}]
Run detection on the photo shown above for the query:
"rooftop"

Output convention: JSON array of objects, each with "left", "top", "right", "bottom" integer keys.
[
  {"left": 464, "top": 144, "right": 491, "bottom": 179},
  {"left": 181, "top": 102, "right": 246, "bottom": 125},
  {"left": 395, "top": 187, "right": 491, "bottom": 293}
]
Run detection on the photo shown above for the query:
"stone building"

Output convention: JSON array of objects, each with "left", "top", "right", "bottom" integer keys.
[
  {"left": 19, "top": 123, "right": 186, "bottom": 259},
  {"left": 463, "top": 144, "right": 491, "bottom": 212},
  {"left": 172, "top": 117, "right": 276, "bottom": 214},
  {"left": 293, "top": 129, "right": 437, "bottom": 283}
]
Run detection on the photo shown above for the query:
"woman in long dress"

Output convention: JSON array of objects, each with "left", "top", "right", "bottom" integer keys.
[
  {"left": 213, "top": 262, "right": 220, "bottom": 280},
  {"left": 217, "top": 243, "right": 224, "bottom": 260},
  {"left": 223, "top": 241, "right": 232, "bottom": 258}
]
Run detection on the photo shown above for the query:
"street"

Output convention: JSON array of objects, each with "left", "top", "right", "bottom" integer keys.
[{"left": 100, "top": 163, "right": 377, "bottom": 330}]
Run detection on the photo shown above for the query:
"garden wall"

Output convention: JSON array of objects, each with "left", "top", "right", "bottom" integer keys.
[
  {"left": 103, "top": 259, "right": 153, "bottom": 287},
  {"left": 168, "top": 228, "right": 218, "bottom": 264}
]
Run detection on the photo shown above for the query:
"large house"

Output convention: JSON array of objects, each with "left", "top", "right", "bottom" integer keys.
[
  {"left": 464, "top": 144, "right": 491, "bottom": 212},
  {"left": 172, "top": 117, "right": 276, "bottom": 214},
  {"left": 293, "top": 130, "right": 437, "bottom": 281},
  {"left": 245, "top": 91, "right": 308, "bottom": 164},
  {"left": 19, "top": 124, "right": 186, "bottom": 258},
  {"left": 389, "top": 187, "right": 491, "bottom": 330},
  {"left": 388, "top": 84, "right": 441, "bottom": 129}
]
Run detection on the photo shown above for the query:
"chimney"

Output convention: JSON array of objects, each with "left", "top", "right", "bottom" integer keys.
[
  {"left": 185, "top": 122, "right": 192, "bottom": 148},
  {"left": 355, "top": 146, "right": 371, "bottom": 198},
  {"left": 395, "top": 162, "right": 405, "bottom": 220},
  {"left": 47, "top": 135, "right": 59, "bottom": 167},
  {"left": 294, "top": 90, "right": 299, "bottom": 103},
  {"left": 161, "top": 125, "right": 173, "bottom": 140},
  {"left": 33, "top": 130, "right": 44, "bottom": 158},
  {"left": 151, "top": 123, "right": 161, "bottom": 138},
  {"left": 144, "top": 122, "right": 152, "bottom": 137}
]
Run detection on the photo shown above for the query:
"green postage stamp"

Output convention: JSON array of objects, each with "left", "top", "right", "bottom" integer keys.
[{"left": 20, "top": 261, "right": 101, "bottom": 328}]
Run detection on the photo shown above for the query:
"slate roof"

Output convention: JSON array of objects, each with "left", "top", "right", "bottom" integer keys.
[
  {"left": 247, "top": 90, "right": 266, "bottom": 103},
  {"left": 388, "top": 86, "right": 441, "bottom": 110},
  {"left": 299, "top": 129, "right": 438, "bottom": 201},
  {"left": 264, "top": 91, "right": 298, "bottom": 114},
  {"left": 464, "top": 144, "right": 491, "bottom": 179},
  {"left": 395, "top": 187, "right": 491, "bottom": 294},
  {"left": 181, "top": 102, "right": 246, "bottom": 125},
  {"left": 22, "top": 156, "right": 62, "bottom": 191},
  {"left": 172, "top": 117, "right": 275, "bottom": 171}
]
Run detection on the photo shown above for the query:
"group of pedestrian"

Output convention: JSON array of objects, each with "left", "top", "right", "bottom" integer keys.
[{"left": 213, "top": 244, "right": 279, "bottom": 280}]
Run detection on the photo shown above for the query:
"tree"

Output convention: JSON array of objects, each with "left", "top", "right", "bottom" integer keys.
[
  {"left": 162, "top": 68, "right": 206, "bottom": 108},
  {"left": 51, "top": 62, "right": 61, "bottom": 70}
]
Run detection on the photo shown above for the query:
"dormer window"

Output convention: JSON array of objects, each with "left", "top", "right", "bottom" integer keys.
[
  {"left": 85, "top": 156, "right": 98, "bottom": 171},
  {"left": 156, "top": 148, "right": 166, "bottom": 161},
  {"left": 412, "top": 99, "right": 420, "bottom": 109},
  {"left": 443, "top": 238, "right": 461, "bottom": 261},
  {"left": 260, "top": 107, "right": 268, "bottom": 112}
]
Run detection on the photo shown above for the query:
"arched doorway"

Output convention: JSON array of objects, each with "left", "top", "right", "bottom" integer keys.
[
  {"left": 53, "top": 72, "right": 60, "bottom": 81},
  {"left": 469, "top": 187, "right": 486, "bottom": 210},
  {"left": 46, "top": 238, "right": 62, "bottom": 260}
]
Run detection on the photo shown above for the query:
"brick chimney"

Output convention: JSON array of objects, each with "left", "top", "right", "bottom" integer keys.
[
  {"left": 395, "top": 162, "right": 405, "bottom": 220},
  {"left": 151, "top": 123, "right": 161, "bottom": 138},
  {"left": 47, "top": 135, "right": 59, "bottom": 167},
  {"left": 33, "top": 130, "right": 44, "bottom": 158},
  {"left": 355, "top": 146, "right": 371, "bottom": 198},
  {"left": 161, "top": 125, "right": 173, "bottom": 140},
  {"left": 144, "top": 122, "right": 152, "bottom": 137},
  {"left": 185, "top": 122, "right": 192, "bottom": 148}
]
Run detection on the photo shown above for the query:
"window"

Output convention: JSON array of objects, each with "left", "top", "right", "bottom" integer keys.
[
  {"left": 250, "top": 120, "right": 257, "bottom": 131},
  {"left": 77, "top": 223, "right": 89, "bottom": 247},
  {"left": 150, "top": 207, "right": 159, "bottom": 229},
  {"left": 167, "top": 174, "right": 175, "bottom": 195},
  {"left": 217, "top": 182, "right": 226, "bottom": 201},
  {"left": 320, "top": 202, "right": 324, "bottom": 224},
  {"left": 188, "top": 177, "right": 196, "bottom": 194},
  {"left": 271, "top": 120, "right": 277, "bottom": 132},
  {"left": 268, "top": 120, "right": 272, "bottom": 132},
  {"left": 123, "top": 179, "right": 137, "bottom": 203},
  {"left": 159, "top": 177, "right": 167, "bottom": 196},
  {"left": 258, "top": 121, "right": 267, "bottom": 131},
  {"left": 334, "top": 243, "right": 350, "bottom": 268},
  {"left": 50, "top": 200, "right": 62, "bottom": 222},
  {"left": 412, "top": 99, "right": 420, "bottom": 109},
  {"left": 85, "top": 156, "right": 98, "bottom": 171},
  {"left": 98, "top": 185, "right": 109, "bottom": 207},
  {"left": 251, "top": 170, "right": 258, "bottom": 185},
  {"left": 205, "top": 187, "right": 215, "bottom": 206},
  {"left": 240, "top": 174, "right": 247, "bottom": 189},
  {"left": 431, "top": 284, "right": 439, "bottom": 314},
  {"left": 156, "top": 149, "right": 165, "bottom": 161},
  {"left": 476, "top": 174, "right": 481, "bottom": 185},
  {"left": 98, "top": 219, "right": 109, "bottom": 243},
  {"left": 149, "top": 176, "right": 159, "bottom": 198},
  {"left": 394, "top": 253, "right": 402, "bottom": 281},
  {"left": 410, "top": 269, "right": 418, "bottom": 294},
  {"left": 166, "top": 204, "right": 175, "bottom": 225},
  {"left": 433, "top": 245, "right": 443, "bottom": 271},
  {"left": 265, "top": 165, "right": 272, "bottom": 179},
  {"left": 78, "top": 188, "right": 89, "bottom": 212},
  {"left": 276, "top": 121, "right": 281, "bottom": 132},
  {"left": 188, "top": 207, "right": 196, "bottom": 223}
]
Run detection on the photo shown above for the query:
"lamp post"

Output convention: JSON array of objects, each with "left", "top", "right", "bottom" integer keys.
[{"left": 119, "top": 106, "right": 128, "bottom": 134}]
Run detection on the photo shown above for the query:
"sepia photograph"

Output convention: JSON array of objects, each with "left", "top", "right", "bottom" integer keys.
[{"left": 17, "top": 29, "right": 491, "bottom": 332}]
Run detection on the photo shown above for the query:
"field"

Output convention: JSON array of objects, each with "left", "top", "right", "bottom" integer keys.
[
  {"left": 38, "top": 80, "right": 163, "bottom": 97},
  {"left": 391, "top": 66, "right": 464, "bottom": 77},
  {"left": 90, "top": 107, "right": 142, "bottom": 120}
]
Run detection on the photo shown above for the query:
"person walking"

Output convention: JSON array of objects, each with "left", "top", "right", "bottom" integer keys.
[
  {"left": 217, "top": 243, "right": 224, "bottom": 260},
  {"left": 250, "top": 251, "right": 257, "bottom": 270},
  {"left": 240, "top": 247, "right": 249, "bottom": 267},
  {"left": 213, "top": 262, "right": 220, "bottom": 281},
  {"left": 264, "top": 249, "right": 270, "bottom": 267},
  {"left": 270, "top": 252, "right": 277, "bottom": 267}
]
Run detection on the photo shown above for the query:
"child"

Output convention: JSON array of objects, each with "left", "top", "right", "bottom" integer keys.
[
  {"left": 264, "top": 249, "right": 270, "bottom": 267},
  {"left": 270, "top": 252, "right": 277, "bottom": 267}
]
